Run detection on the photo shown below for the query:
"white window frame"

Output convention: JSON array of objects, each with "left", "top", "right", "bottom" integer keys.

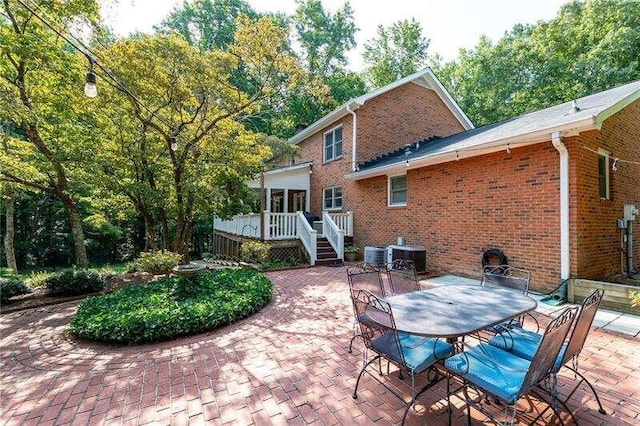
[
  {"left": 323, "top": 186, "right": 342, "bottom": 211},
  {"left": 323, "top": 125, "right": 343, "bottom": 163},
  {"left": 388, "top": 174, "right": 407, "bottom": 207},
  {"left": 598, "top": 149, "right": 610, "bottom": 200}
]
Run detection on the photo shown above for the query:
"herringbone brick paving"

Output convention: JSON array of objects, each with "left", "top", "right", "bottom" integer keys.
[{"left": 1, "top": 266, "right": 638, "bottom": 425}]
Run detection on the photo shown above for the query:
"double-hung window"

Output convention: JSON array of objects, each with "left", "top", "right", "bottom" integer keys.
[
  {"left": 323, "top": 186, "right": 342, "bottom": 210},
  {"left": 324, "top": 125, "right": 343, "bottom": 162},
  {"left": 598, "top": 149, "right": 610, "bottom": 200},
  {"left": 388, "top": 175, "right": 407, "bottom": 206}
]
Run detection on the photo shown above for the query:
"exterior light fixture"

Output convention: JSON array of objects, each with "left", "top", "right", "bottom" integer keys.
[
  {"left": 170, "top": 137, "right": 178, "bottom": 151},
  {"left": 84, "top": 58, "right": 97, "bottom": 98}
]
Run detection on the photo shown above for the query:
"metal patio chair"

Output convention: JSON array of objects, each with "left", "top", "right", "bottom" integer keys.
[
  {"left": 347, "top": 263, "right": 386, "bottom": 353},
  {"left": 444, "top": 306, "right": 578, "bottom": 425},
  {"left": 488, "top": 289, "right": 607, "bottom": 420},
  {"left": 350, "top": 288, "right": 453, "bottom": 425},
  {"left": 386, "top": 259, "right": 421, "bottom": 295},
  {"left": 481, "top": 265, "right": 539, "bottom": 332}
]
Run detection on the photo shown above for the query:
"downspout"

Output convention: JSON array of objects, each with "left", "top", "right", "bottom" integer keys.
[
  {"left": 552, "top": 131, "right": 570, "bottom": 280},
  {"left": 346, "top": 103, "right": 357, "bottom": 172}
]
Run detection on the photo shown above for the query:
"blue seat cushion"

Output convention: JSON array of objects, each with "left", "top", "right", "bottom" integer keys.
[
  {"left": 444, "top": 343, "right": 531, "bottom": 404},
  {"left": 371, "top": 333, "right": 452, "bottom": 374},
  {"left": 488, "top": 327, "right": 566, "bottom": 371}
]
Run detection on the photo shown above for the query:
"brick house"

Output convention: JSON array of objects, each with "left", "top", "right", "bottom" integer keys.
[{"left": 216, "top": 68, "right": 640, "bottom": 291}]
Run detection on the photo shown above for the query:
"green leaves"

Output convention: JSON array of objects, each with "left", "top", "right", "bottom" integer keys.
[
  {"left": 69, "top": 268, "right": 273, "bottom": 344},
  {"left": 363, "top": 19, "right": 432, "bottom": 88},
  {"left": 438, "top": 0, "right": 640, "bottom": 127}
]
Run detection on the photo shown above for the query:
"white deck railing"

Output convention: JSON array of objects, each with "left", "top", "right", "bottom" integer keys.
[
  {"left": 265, "top": 212, "right": 298, "bottom": 240},
  {"left": 213, "top": 214, "right": 261, "bottom": 238},
  {"left": 323, "top": 212, "right": 344, "bottom": 260},
  {"left": 214, "top": 211, "right": 351, "bottom": 262},
  {"left": 296, "top": 211, "right": 317, "bottom": 265},
  {"left": 328, "top": 211, "right": 353, "bottom": 236}
]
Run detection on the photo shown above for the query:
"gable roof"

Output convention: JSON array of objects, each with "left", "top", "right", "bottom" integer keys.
[
  {"left": 349, "top": 79, "right": 640, "bottom": 180},
  {"left": 287, "top": 67, "right": 474, "bottom": 145}
]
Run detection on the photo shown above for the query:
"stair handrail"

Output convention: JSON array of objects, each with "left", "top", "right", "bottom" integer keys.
[
  {"left": 296, "top": 211, "right": 317, "bottom": 265},
  {"left": 322, "top": 211, "right": 344, "bottom": 260}
]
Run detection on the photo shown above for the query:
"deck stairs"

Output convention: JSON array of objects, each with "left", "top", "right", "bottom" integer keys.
[{"left": 316, "top": 236, "right": 342, "bottom": 266}]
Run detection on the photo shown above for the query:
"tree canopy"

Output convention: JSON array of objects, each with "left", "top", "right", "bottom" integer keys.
[
  {"left": 2, "top": 0, "right": 639, "bottom": 271},
  {"left": 362, "top": 18, "right": 432, "bottom": 87},
  {"left": 436, "top": 0, "right": 640, "bottom": 126}
]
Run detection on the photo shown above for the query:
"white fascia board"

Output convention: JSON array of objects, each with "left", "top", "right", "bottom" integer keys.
[
  {"left": 594, "top": 89, "right": 640, "bottom": 127},
  {"left": 423, "top": 68, "right": 475, "bottom": 130},
  {"left": 287, "top": 67, "right": 473, "bottom": 145},
  {"left": 263, "top": 161, "right": 312, "bottom": 176},
  {"left": 346, "top": 117, "right": 598, "bottom": 181}
]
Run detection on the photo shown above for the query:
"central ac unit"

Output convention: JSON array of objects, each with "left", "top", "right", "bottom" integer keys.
[{"left": 386, "top": 245, "right": 427, "bottom": 273}]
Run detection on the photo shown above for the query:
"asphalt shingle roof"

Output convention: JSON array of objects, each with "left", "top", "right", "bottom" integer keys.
[{"left": 357, "top": 80, "right": 640, "bottom": 173}]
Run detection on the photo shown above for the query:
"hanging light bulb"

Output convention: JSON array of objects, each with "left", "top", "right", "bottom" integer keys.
[
  {"left": 170, "top": 137, "right": 178, "bottom": 151},
  {"left": 84, "top": 59, "right": 97, "bottom": 98}
]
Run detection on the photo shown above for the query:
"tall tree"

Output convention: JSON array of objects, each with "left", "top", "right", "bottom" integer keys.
[
  {"left": 1, "top": 185, "right": 18, "bottom": 272},
  {"left": 293, "top": 0, "right": 356, "bottom": 77},
  {"left": 286, "top": 0, "right": 364, "bottom": 133},
  {"left": 0, "top": 0, "right": 101, "bottom": 267},
  {"left": 155, "top": 0, "right": 259, "bottom": 51},
  {"left": 362, "top": 18, "right": 431, "bottom": 87},
  {"left": 95, "top": 17, "right": 307, "bottom": 259},
  {"left": 437, "top": 0, "right": 640, "bottom": 126}
]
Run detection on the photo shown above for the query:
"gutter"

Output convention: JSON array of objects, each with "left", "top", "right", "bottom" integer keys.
[
  {"left": 552, "top": 131, "right": 570, "bottom": 280},
  {"left": 346, "top": 104, "right": 357, "bottom": 172},
  {"left": 345, "top": 116, "right": 599, "bottom": 181}
]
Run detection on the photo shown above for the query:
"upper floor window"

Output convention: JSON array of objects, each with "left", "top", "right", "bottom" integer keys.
[
  {"left": 323, "top": 125, "right": 343, "bottom": 162},
  {"left": 323, "top": 186, "right": 342, "bottom": 210},
  {"left": 389, "top": 175, "right": 407, "bottom": 206},
  {"left": 598, "top": 149, "right": 609, "bottom": 200}
]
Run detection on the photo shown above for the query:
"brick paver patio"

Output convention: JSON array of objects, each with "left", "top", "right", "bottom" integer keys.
[{"left": 1, "top": 266, "right": 639, "bottom": 425}]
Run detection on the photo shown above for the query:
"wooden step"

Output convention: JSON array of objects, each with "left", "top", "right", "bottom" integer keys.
[{"left": 316, "top": 258, "right": 343, "bottom": 266}]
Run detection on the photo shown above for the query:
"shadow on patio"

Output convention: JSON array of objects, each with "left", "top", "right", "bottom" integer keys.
[{"left": 1, "top": 265, "right": 638, "bottom": 425}]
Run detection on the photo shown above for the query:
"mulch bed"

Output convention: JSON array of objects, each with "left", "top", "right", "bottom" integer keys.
[{"left": 1, "top": 273, "right": 157, "bottom": 314}]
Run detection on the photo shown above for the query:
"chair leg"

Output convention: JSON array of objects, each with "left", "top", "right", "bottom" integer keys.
[
  {"left": 353, "top": 356, "right": 382, "bottom": 399},
  {"left": 348, "top": 333, "right": 361, "bottom": 353},
  {"left": 564, "top": 366, "right": 607, "bottom": 414},
  {"left": 446, "top": 374, "right": 452, "bottom": 426}
]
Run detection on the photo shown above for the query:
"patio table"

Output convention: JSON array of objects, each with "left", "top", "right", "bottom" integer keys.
[{"left": 371, "top": 284, "right": 537, "bottom": 340}]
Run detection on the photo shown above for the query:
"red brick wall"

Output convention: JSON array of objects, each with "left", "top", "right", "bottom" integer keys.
[
  {"left": 349, "top": 144, "right": 562, "bottom": 291},
  {"left": 569, "top": 99, "right": 640, "bottom": 280},
  {"left": 293, "top": 82, "right": 466, "bottom": 215}
]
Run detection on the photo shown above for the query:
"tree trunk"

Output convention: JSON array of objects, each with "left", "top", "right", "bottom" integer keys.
[
  {"left": 59, "top": 192, "right": 88, "bottom": 267},
  {"left": 141, "top": 210, "right": 157, "bottom": 251},
  {"left": 3, "top": 194, "right": 18, "bottom": 273}
]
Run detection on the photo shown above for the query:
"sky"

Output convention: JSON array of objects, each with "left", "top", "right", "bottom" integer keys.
[{"left": 102, "top": 0, "right": 570, "bottom": 71}]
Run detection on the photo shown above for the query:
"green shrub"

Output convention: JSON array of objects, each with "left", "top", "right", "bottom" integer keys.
[
  {"left": 70, "top": 268, "right": 272, "bottom": 344},
  {"left": 201, "top": 252, "right": 213, "bottom": 261},
  {"left": 240, "top": 241, "right": 270, "bottom": 264},
  {"left": 44, "top": 269, "right": 106, "bottom": 296},
  {"left": 134, "top": 250, "right": 182, "bottom": 275},
  {"left": 0, "top": 277, "right": 31, "bottom": 303},
  {"left": 25, "top": 271, "right": 51, "bottom": 288}
]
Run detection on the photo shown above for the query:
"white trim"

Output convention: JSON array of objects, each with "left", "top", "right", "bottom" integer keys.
[
  {"left": 345, "top": 116, "right": 600, "bottom": 181},
  {"left": 288, "top": 67, "right": 474, "bottom": 145},
  {"left": 597, "top": 148, "right": 610, "bottom": 200},
  {"left": 323, "top": 125, "right": 343, "bottom": 163},
  {"left": 323, "top": 186, "right": 343, "bottom": 211},
  {"left": 264, "top": 161, "right": 312, "bottom": 175},
  {"left": 594, "top": 88, "right": 640, "bottom": 127},
  {"left": 388, "top": 174, "right": 407, "bottom": 207}
]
